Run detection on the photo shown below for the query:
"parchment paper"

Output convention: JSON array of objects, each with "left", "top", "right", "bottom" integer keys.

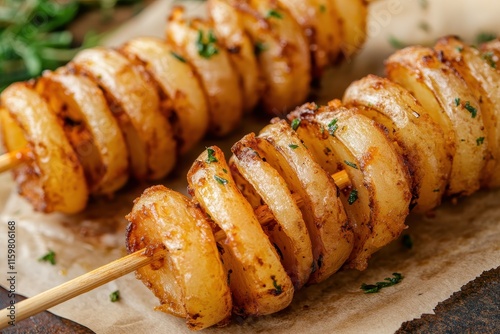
[{"left": 1, "top": 0, "right": 500, "bottom": 333}]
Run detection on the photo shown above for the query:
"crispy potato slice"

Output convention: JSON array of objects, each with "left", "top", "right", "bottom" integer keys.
[
  {"left": 71, "top": 47, "right": 176, "bottom": 180},
  {"left": 231, "top": 134, "right": 314, "bottom": 289},
  {"left": 331, "top": 0, "right": 368, "bottom": 58},
  {"left": 343, "top": 75, "right": 451, "bottom": 212},
  {"left": 0, "top": 83, "right": 88, "bottom": 213},
  {"left": 187, "top": 146, "right": 293, "bottom": 316},
  {"left": 435, "top": 36, "right": 500, "bottom": 188},
  {"left": 126, "top": 185, "right": 231, "bottom": 330},
  {"left": 120, "top": 37, "right": 210, "bottom": 154},
  {"left": 36, "top": 71, "right": 129, "bottom": 195},
  {"left": 166, "top": 7, "right": 243, "bottom": 136},
  {"left": 207, "top": 0, "right": 264, "bottom": 113},
  {"left": 233, "top": 0, "right": 311, "bottom": 114},
  {"left": 278, "top": 0, "right": 342, "bottom": 77},
  {"left": 256, "top": 120, "right": 353, "bottom": 283},
  {"left": 293, "top": 103, "right": 412, "bottom": 270},
  {"left": 386, "top": 46, "right": 488, "bottom": 196}
]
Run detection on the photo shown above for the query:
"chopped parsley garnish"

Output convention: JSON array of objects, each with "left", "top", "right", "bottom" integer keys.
[
  {"left": 361, "top": 273, "right": 404, "bottom": 293},
  {"left": 345, "top": 160, "right": 358, "bottom": 169},
  {"left": 170, "top": 51, "right": 186, "bottom": 63},
  {"left": 418, "top": 21, "right": 430, "bottom": 33},
  {"left": 223, "top": 168, "right": 228, "bottom": 174},
  {"left": 328, "top": 118, "right": 339, "bottom": 136},
  {"left": 291, "top": 118, "right": 301, "bottom": 131},
  {"left": 271, "top": 275, "right": 282, "bottom": 295},
  {"left": 464, "top": 101, "right": 478, "bottom": 118},
  {"left": 289, "top": 144, "right": 299, "bottom": 149},
  {"left": 110, "top": 290, "right": 120, "bottom": 302},
  {"left": 348, "top": 189, "right": 358, "bottom": 205},
  {"left": 196, "top": 30, "right": 219, "bottom": 59},
  {"left": 482, "top": 51, "right": 497, "bottom": 68},
  {"left": 456, "top": 46, "right": 464, "bottom": 53},
  {"left": 254, "top": 41, "right": 268, "bottom": 55},
  {"left": 388, "top": 36, "right": 406, "bottom": 49},
  {"left": 401, "top": 234, "right": 413, "bottom": 250},
  {"left": 476, "top": 32, "right": 497, "bottom": 45},
  {"left": 454, "top": 97, "right": 461, "bottom": 106},
  {"left": 206, "top": 148, "right": 218, "bottom": 163},
  {"left": 319, "top": 4, "right": 326, "bottom": 13},
  {"left": 476, "top": 137, "right": 485, "bottom": 146},
  {"left": 214, "top": 175, "right": 229, "bottom": 185},
  {"left": 266, "top": 9, "right": 283, "bottom": 19},
  {"left": 39, "top": 249, "right": 56, "bottom": 265}
]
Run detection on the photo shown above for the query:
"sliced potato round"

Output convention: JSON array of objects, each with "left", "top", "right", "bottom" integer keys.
[
  {"left": 231, "top": 134, "right": 314, "bottom": 289},
  {"left": 234, "top": 0, "right": 311, "bottom": 114},
  {"left": 166, "top": 7, "right": 243, "bottom": 136},
  {"left": 126, "top": 185, "right": 231, "bottom": 330},
  {"left": 278, "top": 0, "right": 342, "bottom": 77},
  {"left": 71, "top": 47, "right": 176, "bottom": 180},
  {"left": 435, "top": 36, "right": 500, "bottom": 188},
  {"left": 0, "top": 83, "right": 88, "bottom": 213},
  {"left": 294, "top": 103, "right": 411, "bottom": 270},
  {"left": 386, "top": 46, "right": 488, "bottom": 196},
  {"left": 120, "top": 37, "right": 210, "bottom": 154},
  {"left": 36, "top": 71, "right": 129, "bottom": 195},
  {"left": 331, "top": 0, "right": 368, "bottom": 59},
  {"left": 187, "top": 146, "right": 293, "bottom": 316},
  {"left": 256, "top": 120, "right": 353, "bottom": 283},
  {"left": 343, "top": 75, "right": 451, "bottom": 212},
  {"left": 207, "top": 0, "right": 264, "bottom": 113}
]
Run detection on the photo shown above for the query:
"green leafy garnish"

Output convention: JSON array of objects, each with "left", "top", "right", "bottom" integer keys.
[
  {"left": 454, "top": 97, "right": 461, "bottom": 106},
  {"left": 319, "top": 4, "right": 326, "bottom": 13},
  {"left": 291, "top": 118, "right": 301, "bottom": 131},
  {"left": 196, "top": 29, "right": 219, "bottom": 59},
  {"left": 482, "top": 51, "right": 497, "bottom": 68},
  {"left": 345, "top": 160, "right": 358, "bottom": 169},
  {"left": 476, "top": 32, "right": 497, "bottom": 45},
  {"left": 214, "top": 175, "right": 228, "bottom": 185},
  {"left": 328, "top": 118, "right": 338, "bottom": 136},
  {"left": 476, "top": 137, "right": 485, "bottom": 146},
  {"left": 206, "top": 148, "right": 218, "bottom": 163},
  {"left": 266, "top": 9, "right": 283, "bottom": 19},
  {"left": 464, "top": 101, "right": 478, "bottom": 118},
  {"left": 348, "top": 189, "right": 358, "bottom": 205},
  {"left": 289, "top": 144, "right": 299, "bottom": 149},
  {"left": 271, "top": 275, "right": 282, "bottom": 295},
  {"left": 39, "top": 249, "right": 56, "bottom": 265},
  {"left": 109, "top": 290, "right": 120, "bottom": 302},
  {"left": 388, "top": 36, "right": 406, "bottom": 49},
  {"left": 254, "top": 41, "right": 267, "bottom": 55},
  {"left": 170, "top": 51, "right": 186, "bottom": 63},
  {"left": 361, "top": 273, "right": 404, "bottom": 293}
]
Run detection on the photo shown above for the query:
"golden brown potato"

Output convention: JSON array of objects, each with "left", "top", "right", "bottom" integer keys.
[
  {"left": 434, "top": 36, "right": 500, "bottom": 188},
  {"left": 231, "top": 134, "right": 314, "bottom": 289},
  {"left": 0, "top": 83, "right": 88, "bottom": 213},
  {"left": 343, "top": 75, "right": 451, "bottom": 212},
  {"left": 126, "top": 185, "right": 231, "bottom": 330},
  {"left": 71, "top": 47, "right": 177, "bottom": 180},
  {"left": 331, "top": 0, "right": 368, "bottom": 58},
  {"left": 166, "top": 7, "right": 243, "bottom": 136},
  {"left": 36, "top": 71, "right": 129, "bottom": 195},
  {"left": 120, "top": 37, "right": 210, "bottom": 154},
  {"left": 187, "top": 146, "right": 294, "bottom": 316},
  {"left": 256, "top": 120, "right": 353, "bottom": 283},
  {"left": 386, "top": 46, "right": 488, "bottom": 196}
]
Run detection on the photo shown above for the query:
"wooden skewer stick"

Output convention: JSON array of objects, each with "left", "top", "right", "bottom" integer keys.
[
  {"left": 0, "top": 156, "right": 350, "bottom": 329},
  {"left": 0, "top": 147, "right": 30, "bottom": 173}
]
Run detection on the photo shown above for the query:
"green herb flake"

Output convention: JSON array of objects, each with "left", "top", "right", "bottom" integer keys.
[
  {"left": 388, "top": 36, "right": 406, "bottom": 49},
  {"left": 360, "top": 273, "right": 404, "bottom": 294},
  {"left": 214, "top": 175, "right": 229, "bottom": 185},
  {"left": 319, "top": 4, "right": 326, "bottom": 13},
  {"left": 482, "top": 51, "right": 497, "bottom": 68},
  {"left": 206, "top": 148, "right": 218, "bottom": 163},
  {"left": 401, "top": 234, "right": 413, "bottom": 250},
  {"left": 266, "top": 9, "right": 283, "bottom": 19},
  {"left": 345, "top": 160, "right": 358, "bottom": 169},
  {"left": 289, "top": 144, "right": 299, "bottom": 149},
  {"left": 464, "top": 101, "right": 478, "bottom": 118},
  {"left": 222, "top": 168, "right": 228, "bottom": 174},
  {"left": 433, "top": 188, "right": 440, "bottom": 193},
  {"left": 39, "top": 249, "right": 56, "bottom": 265},
  {"left": 170, "top": 51, "right": 186, "bottom": 63},
  {"left": 271, "top": 275, "right": 283, "bottom": 295},
  {"left": 476, "top": 32, "right": 497, "bottom": 45},
  {"left": 254, "top": 41, "right": 268, "bottom": 55},
  {"left": 348, "top": 189, "right": 358, "bottom": 205},
  {"left": 418, "top": 21, "right": 430, "bottom": 33},
  {"left": 476, "top": 137, "right": 485, "bottom": 146},
  {"left": 455, "top": 97, "right": 461, "bottom": 106},
  {"left": 291, "top": 118, "right": 301, "bottom": 131},
  {"left": 196, "top": 30, "right": 219, "bottom": 59},
  {"left": 328, "top": 118, "right": 339, "bottom": 136},
  {"left": 456, "top": 46, "right": 464, "bottom": 53},
  {"left": 110, "top": 290, "right": 120, "bottom": 302}
]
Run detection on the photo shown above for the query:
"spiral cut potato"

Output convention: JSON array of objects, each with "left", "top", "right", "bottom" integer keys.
[
  {"left": 0, "top": 0, "right": 368, "bottom": 214},
  {"left": 126, "top": 36, "right": 500, "bottom": 330}
]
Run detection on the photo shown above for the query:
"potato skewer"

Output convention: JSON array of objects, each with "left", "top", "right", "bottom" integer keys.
[{"left": 0, "top": 1, "right": 369, "bottom": 214}]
